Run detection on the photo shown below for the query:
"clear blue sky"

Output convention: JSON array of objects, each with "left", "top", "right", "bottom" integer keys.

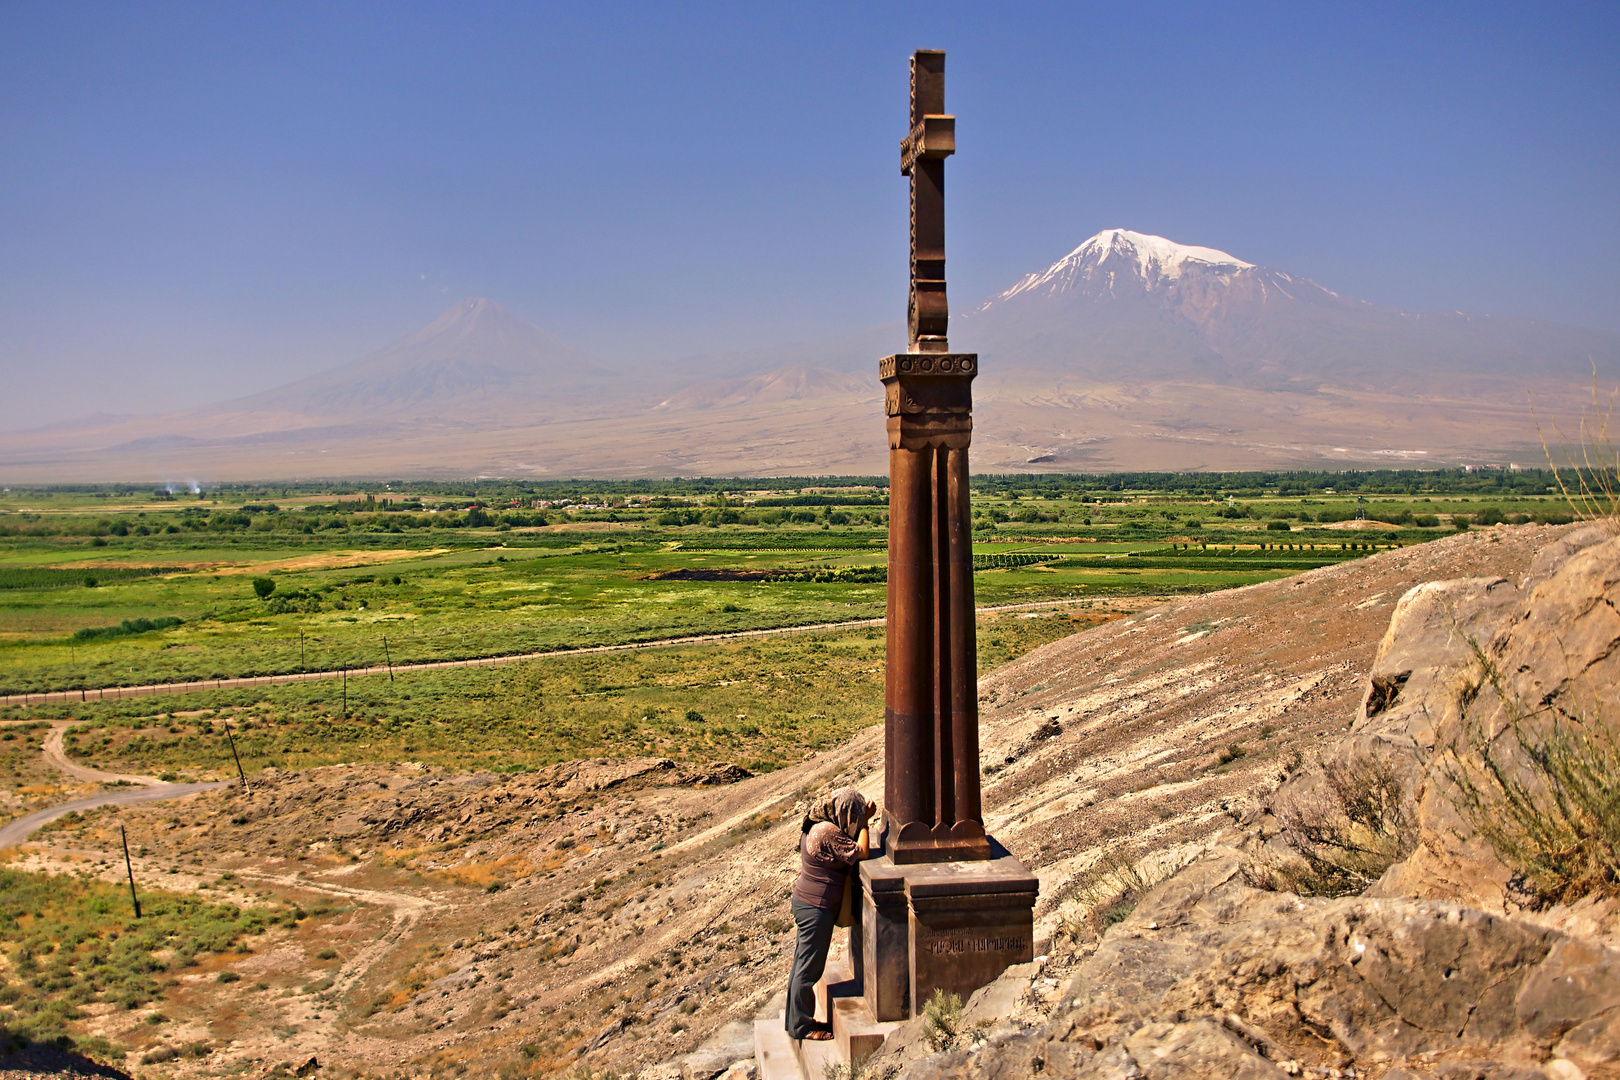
[{"left": 2, "top": 1, "right": 1616, "bottom": 427}]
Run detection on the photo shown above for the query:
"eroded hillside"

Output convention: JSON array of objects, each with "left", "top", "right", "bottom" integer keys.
[{"left": 3, "top": 526, "right": 1564, "bottom": 1079}]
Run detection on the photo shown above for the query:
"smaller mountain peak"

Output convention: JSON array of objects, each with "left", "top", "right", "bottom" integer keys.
[
  {"left": 454, "top": 296, "right": 510, "bottom": 317},
  {"left": 409, "top": 296, "right": 525, "bottom": 338}
]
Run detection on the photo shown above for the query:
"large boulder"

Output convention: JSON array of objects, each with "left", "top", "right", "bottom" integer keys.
[{"left": 1380, "top": 531, "right": 1620, "bottom": 910}]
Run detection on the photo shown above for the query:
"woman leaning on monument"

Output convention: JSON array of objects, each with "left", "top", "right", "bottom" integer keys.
[{"left": 785, "top": 787, "right": 876, "bottom": 1042}]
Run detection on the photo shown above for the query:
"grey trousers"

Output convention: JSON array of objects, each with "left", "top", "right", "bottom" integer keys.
[{"left": 785, "top": 897, "right": 839, "bottom": 1039}]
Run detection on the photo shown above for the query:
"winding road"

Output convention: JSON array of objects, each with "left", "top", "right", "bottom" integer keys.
[{"left": 0, "top": 721, "right": 225, "bottom": 847}]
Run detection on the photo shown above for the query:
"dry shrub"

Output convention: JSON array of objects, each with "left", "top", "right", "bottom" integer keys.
[
  {"left": 824, "top": 1061, "right": 899, "bottom": 1080},
  {"left": 1250, "top": 756, "right": 1416, "bottom": 898},
  {"left": 1054, "top": 843, "right": 1202, "bottom": 943},
  {"left": 430, "top": 853, "right": 534, "bottom": 888},
  {"left": 1441, "top": 639, "right": 1620, "bottom": 907}
]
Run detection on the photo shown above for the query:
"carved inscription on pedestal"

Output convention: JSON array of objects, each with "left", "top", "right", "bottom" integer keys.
[
  {"left": 908, "top": 887, "right": 1036, "bottom": 1013},
  {"left": 920, "top": 933, "right": 1027, "bottom": 956}
]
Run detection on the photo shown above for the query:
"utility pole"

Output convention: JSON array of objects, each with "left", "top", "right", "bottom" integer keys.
[
  {"left": 383, "top": 636, "right": 394, "bottom": 683},
  {"left": 300, "top": 631, "right": 306, "bottom": 672},
  {"left": 222, "top": 719, "right": 249, "bottom": 793},
  {"left": 341, "top": 666, "right": 347, "bottom": 719},
  {"left": 119, "top": 823, "right": 142, "bottom": 919}
]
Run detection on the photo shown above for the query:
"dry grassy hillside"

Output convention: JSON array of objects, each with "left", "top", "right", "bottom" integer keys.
[{"left": 2, "top": 526, "right": 1562, "bottom": 1079}]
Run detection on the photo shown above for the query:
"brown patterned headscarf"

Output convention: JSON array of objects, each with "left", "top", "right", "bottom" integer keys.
[{"left": 802, "top": 787, "right": 871, "bottom": 840}]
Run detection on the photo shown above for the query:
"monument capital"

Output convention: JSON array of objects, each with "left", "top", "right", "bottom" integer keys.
[{"left": 880, "top": 352, "right": 977, "bottom": 453}]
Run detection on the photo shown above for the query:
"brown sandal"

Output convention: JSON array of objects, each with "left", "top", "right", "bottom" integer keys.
[{"left": 803, "top": 1030, "right": 834, "bottom": 1041}]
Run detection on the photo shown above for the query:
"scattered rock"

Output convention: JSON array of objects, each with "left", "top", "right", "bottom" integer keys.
[{"left": 678, "top": 762, "right": 753, "bottom": 786}]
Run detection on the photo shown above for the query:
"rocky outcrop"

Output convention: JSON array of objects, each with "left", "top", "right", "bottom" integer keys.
[
  {"left": 879, "top": 847, "right": 1620, "bottom": 1078},
  {"left": 876, "top": 527, "right": 1620, "bottom": 1078},
  {"left": 1363, "top": 527, "right": 1618, "bottom": 912},
  {"left": 676, "top": 762, "right": 754, "bottom": 787}
]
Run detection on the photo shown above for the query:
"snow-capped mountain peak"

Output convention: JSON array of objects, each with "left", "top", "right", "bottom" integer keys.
[{"left": 982, "top": 229, "right": 1256, "bottom": 309}]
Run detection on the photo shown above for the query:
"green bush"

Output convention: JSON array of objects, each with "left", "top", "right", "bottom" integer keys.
[
  {"left": 251, "top": 577, "right": 276, "bottom": 599},
  {"left": 71, "top": 616, "right": 182, "bottom": 642},
  {"left": 922, "top": 988, "right": 963, "bottom": 1051}
]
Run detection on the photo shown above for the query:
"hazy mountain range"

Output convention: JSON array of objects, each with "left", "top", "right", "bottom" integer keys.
[{"left": 5, "top": 229, "right": 1618, "bottom": 482}]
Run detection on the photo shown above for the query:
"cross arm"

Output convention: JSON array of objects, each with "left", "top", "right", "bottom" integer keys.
[{"left": 900, "top": 115, "right": 955, "bottom": 176}]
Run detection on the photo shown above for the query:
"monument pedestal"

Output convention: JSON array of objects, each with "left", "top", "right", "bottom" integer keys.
[{"left": 858, "top": 843, "right": 1037, "bottom": 1022}]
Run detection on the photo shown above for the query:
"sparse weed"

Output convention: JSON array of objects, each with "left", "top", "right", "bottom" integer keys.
[
  {"left": 825, "top": 1057, "right": 899, "bottom": 1080},
  {"left": 1054, "top": 843, "right": 1202, "bottom": 943},
  {"left": 1537, "top": 376, "right": 1620, "bottom": 530},
  {"left": 921, "top": 987, "right": 964, "bottom": 1052}
]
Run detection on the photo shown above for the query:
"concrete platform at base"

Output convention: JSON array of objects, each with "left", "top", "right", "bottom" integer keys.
[
  {"left": 757, "top": 958, "right": 902, "bottom": 1078},
  {"left": 754, "top": 1022, "right": 800, "bottom": 1080}
]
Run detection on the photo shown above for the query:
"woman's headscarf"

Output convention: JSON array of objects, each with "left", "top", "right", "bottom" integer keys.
[{"left": 802, "top": 787, "right": 871, "bottom": 840}]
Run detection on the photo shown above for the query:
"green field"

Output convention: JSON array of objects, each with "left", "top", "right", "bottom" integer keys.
[
  {"left": 13, "top": 606, "right": 1113, "bottom": 780},
  {"left": 0, "top": 469, "right": 1579, "bottom": 778}
]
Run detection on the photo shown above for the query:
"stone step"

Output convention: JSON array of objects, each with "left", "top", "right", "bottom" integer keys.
[
  {"left": 758, "top": 956, "right": 893, "bottom": 1079},
  {"left": 754, "top": 1017, "right": 848, "bottom": 1080},
  {"left": 831, "top": 994, "right": 900, "bottom": 1065},
  {"left": 813, "top": 959, "right": 859, "bottom": 1024}
]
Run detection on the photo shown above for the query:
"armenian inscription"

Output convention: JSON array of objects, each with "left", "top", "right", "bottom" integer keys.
[{"left": 922, "top": 933, "right": 1026, "bottom": 956}]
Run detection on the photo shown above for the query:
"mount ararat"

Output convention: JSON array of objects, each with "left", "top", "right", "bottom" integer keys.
[{"left": 5, "top": 229, "right": 1617, "bottom": 481}]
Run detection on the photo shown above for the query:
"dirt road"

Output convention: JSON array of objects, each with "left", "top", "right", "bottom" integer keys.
[{"left": 0, "top": 721, "right": 224, "bottom": 847}]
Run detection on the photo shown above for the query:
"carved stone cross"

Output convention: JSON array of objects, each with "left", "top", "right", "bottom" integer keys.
[
  {"left": 879, "top": 50, "right": 989, "bottom": 865},
  {"left": 857, "top": 52, "right": 1035, "bottom": 1025},
  {"left": 901, "top": 49, "right": 955, "bottom": 354}
]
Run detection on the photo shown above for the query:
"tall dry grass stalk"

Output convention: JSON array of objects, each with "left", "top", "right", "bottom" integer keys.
[{"left": 1054, "top": 843, "right": 1203, "bottom": 942}]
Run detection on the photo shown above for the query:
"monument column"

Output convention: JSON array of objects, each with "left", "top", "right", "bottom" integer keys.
[
  {"left": 859, "top": 49, "right": 1038, "bottom": 1023},
  {"left": 881, "top": 49, "right": 990, "bottom": 865}
]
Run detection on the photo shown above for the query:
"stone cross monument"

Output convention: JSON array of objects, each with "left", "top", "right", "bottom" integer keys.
[
  {"left": 856, "top": 49, "right": 1038, "bottom": 1023},
  {"left": 882, "top": 48, "right": 989, "bottom": 867}
]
